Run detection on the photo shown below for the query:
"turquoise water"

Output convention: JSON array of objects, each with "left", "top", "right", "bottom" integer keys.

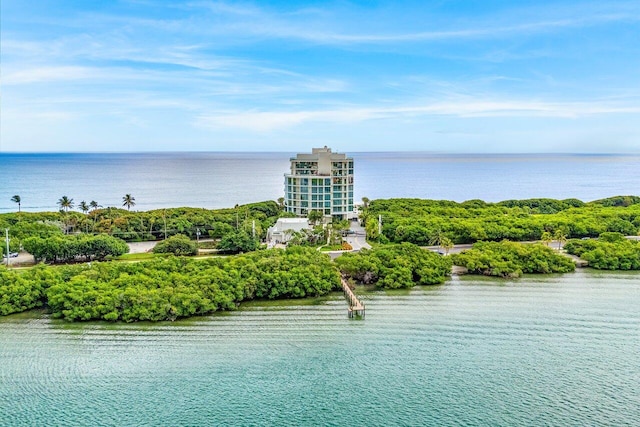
[{"left": 1, "top": 269, "right": 639, "bottom": 426}]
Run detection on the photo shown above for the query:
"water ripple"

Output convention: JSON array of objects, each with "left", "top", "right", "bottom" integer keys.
[{"left": 1, "top": 270, "right": 639, "bottom": 426}]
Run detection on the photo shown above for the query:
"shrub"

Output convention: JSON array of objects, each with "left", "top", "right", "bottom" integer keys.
[
  {"left": 152, "top": 234, "right": 198, "bottom": 256},
  {"left": 452, "top": 241, "right": 575, "bottom": 278}
]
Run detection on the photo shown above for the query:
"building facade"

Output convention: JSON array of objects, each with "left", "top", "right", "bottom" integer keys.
[
  {"left": 284, "top": 147, "right": 354, "bottom": 220},
  {"left": 266, "top": 218, "right": 311, "bottom": 245}
]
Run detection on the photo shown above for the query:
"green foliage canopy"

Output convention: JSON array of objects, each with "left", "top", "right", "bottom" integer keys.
[
  {"left": 564, "top": 234, "right": 640, "bottom": 270},
  {"left": 362, "top": 196, "right": 640, "bottom": 246},
  {"left": 152, "top": 234, "right": 198, "bottom": 256},
  {"left": 23, "top": 234, "right": 129, "bottom": 263},
  {"left": 336, "top": 243, "right": 452, "bottom": 289},
  {"left": 451, "top": 241, "right": 576, "bottom": 278}
]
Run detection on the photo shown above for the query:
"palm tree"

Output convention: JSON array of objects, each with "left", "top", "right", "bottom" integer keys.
[
  {"left": 554, "top": 229, "right": 567, "bottom": 250},
  {"left": 122, "top": 194, "right": 136, "bottom": 211},
  {"left": 277, "top": 197, "right": 286, "bottom": 211},
  {"left": 11, "top": 195, "right": 21, "bottom": 212},
  {"left": 57, "top": 196, "right": 74, "bottom": 234},
  {"left": 308, "top": 209, "right": 323, "bottom": 226},
  {"left": 89, "top": 200, "right": 100, "bottom": 211},
  {"left": 441, "top": 236, "right": 454, "bottom": 255},
  {"left": 79, "top": 201, "right": 89, "bottom": 214},
  {"left": 541, "top": 231, "right": 553, "bottom": 247},
  {"left": 429, "top": 229, "right": 446, "bottom": 247},
  {"left": 57, "top": 196, "right": 74, "bottom": 212},
  {"left": 361, "top": 197, "right": 370, "bottom": 209}
]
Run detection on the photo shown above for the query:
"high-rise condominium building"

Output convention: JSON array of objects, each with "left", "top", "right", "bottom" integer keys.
[{"left": 284, "top": 147, "right": 354, "bottom": 220}]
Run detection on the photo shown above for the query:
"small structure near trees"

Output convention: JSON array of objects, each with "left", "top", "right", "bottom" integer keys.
[{"left": 267, "top": 218, "right": 311, "bottom": 244}]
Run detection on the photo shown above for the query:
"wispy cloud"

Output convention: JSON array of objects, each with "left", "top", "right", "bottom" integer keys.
[
  {"left": 196, "top": 98, "right": 640, "bottom": 132},
  {"left": 178, "top": 1, "right": 640, "bottom": 45},
  {"left": 3, "top": 66, "right": 99, "bottom": 85},
  {"left": 3, "top": 0, "right": 639, "bottom": 152}
]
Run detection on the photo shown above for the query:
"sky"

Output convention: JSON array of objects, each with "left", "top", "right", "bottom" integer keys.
[{"left": 1, "top": 0, "right": 639, "bottom": 153}]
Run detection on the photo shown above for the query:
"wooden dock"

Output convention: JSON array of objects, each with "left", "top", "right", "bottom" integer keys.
[{"left": 340, "top": 277, "right": 365, "bottom": 318}]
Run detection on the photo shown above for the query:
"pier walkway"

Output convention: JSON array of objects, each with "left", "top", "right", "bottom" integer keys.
[{"left": 340, "top": 277, "right": 365, "bottom": 318}]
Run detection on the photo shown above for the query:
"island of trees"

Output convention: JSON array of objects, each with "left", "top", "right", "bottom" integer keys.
[{"left": 1, "top": 195, "right": 639, "bottom": 322}]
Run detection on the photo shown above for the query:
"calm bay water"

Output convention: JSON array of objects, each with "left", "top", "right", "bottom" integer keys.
[
  {"left": 1, "top": 270, "right": 639, "bottom": 426},
  {"left": 1, "top": 152, "right": 639, "bottom": 212}
]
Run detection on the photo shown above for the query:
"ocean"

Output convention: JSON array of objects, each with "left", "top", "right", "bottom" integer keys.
[{"left": 1, "top": 152, "right": 639, "bottom": 212}]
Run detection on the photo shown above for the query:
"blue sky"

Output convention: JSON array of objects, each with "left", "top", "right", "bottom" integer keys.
[{"left": 1, "top": 0, "right": 639, "bottom": 153}]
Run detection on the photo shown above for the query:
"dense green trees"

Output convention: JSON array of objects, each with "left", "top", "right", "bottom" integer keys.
[
  {"left": 217, "top": 230, "right": 258, "bottom": 253},
  {"left": 1, "top": 243, "right": 459, "bottom": 322},
  {"left": 451, "top": 241, "right": 576, "bottom": 278},
  {"left": 0, "top": 200, "right": 283, "bottom": 247},
  {"left": 336, "top": 243, "right": 452, "bottom": 289},
  {"left": 0, "top": 265, "right": 62, "bottom": 315},
  {"left": 23, "top": 234, "right": 129, "bottom": 263},
  {"left": 152, "top": 234, "right": 198, "bottom": 256},
  {"left": 41, "top": 247, "right": 340, "bottom": 321},
  {"left": 565, "top": 234, "right": 640, "bottom": 270},
  {"left": 361, "top": 196, "right": 640, "bottom": 246}
]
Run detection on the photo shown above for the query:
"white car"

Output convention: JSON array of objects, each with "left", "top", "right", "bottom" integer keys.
[{"left": 2, "top": 252, "right": 19, "bottom": 258}]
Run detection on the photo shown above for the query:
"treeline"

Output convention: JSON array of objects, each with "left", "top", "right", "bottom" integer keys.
[
  {"left": 0, "top": 217, "right": 64, "bottom": 256},
  {"left": 0, "top": 265, "right": 58, "bottom": 315},
  {"left": 335, "top": 243, "right": 452, "bottom": 289},
  {"left": 1, "top": 243, "right": 461, "bottom": 321},
  {"left": 361, "top": 196, "right": 640, "bottom": 245},
  {"left": 0, "top": 247, "right": 341, "bottom": 321},
  {"left": 565, "top": 233, "right": 640, "bottom": 270},
  {"left": 0, "top": 200, "right": 286, "bottom": 243},
  {"left": 451, "top": 241, "right": 576, "bottom": 278},
  {"left": 23, "top": 235, "right": 129, "bottom": 263}
]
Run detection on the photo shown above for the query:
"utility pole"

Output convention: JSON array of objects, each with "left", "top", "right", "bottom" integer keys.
[
  {"left": 163, "top": 209, "right": 167, "bottom": 239},
  {"left": 252, "top": 220, "right": 255, "bottom": 239},
  {"left": 5, "top": 229, "right": 10, "bottom": 267},
  {"left": 196, "top": 228, "right": 201, "bottom": 244},
  {"left": 378, "top": 215, "right": 382, "bottom": 237}
]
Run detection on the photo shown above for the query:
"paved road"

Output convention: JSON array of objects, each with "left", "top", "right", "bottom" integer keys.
[
  {"left": 345, "top": 220, "right": 371, "bottom": 251},
  {"left": 127, "top": 241, "right": 159, "bottom": 254},
  {"left": 3, "top": 252, "right": 35, "bottom": 267}
]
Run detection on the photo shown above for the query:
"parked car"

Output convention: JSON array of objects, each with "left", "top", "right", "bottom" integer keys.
[{"left": 2, "top": 252, "right": 19, "bottom": 258}]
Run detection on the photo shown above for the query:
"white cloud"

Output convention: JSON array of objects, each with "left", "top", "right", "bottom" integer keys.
[
  {"left": 3, "top": 66, "right": 97, "bottom": 85},
  {"left": 196, "top": 98, "right": 640, "bottom": 132}
]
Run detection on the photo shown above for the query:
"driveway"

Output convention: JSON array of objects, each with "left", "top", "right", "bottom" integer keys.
[{"left": 346, "top": 220, "right": 371, "bottom": 251}]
